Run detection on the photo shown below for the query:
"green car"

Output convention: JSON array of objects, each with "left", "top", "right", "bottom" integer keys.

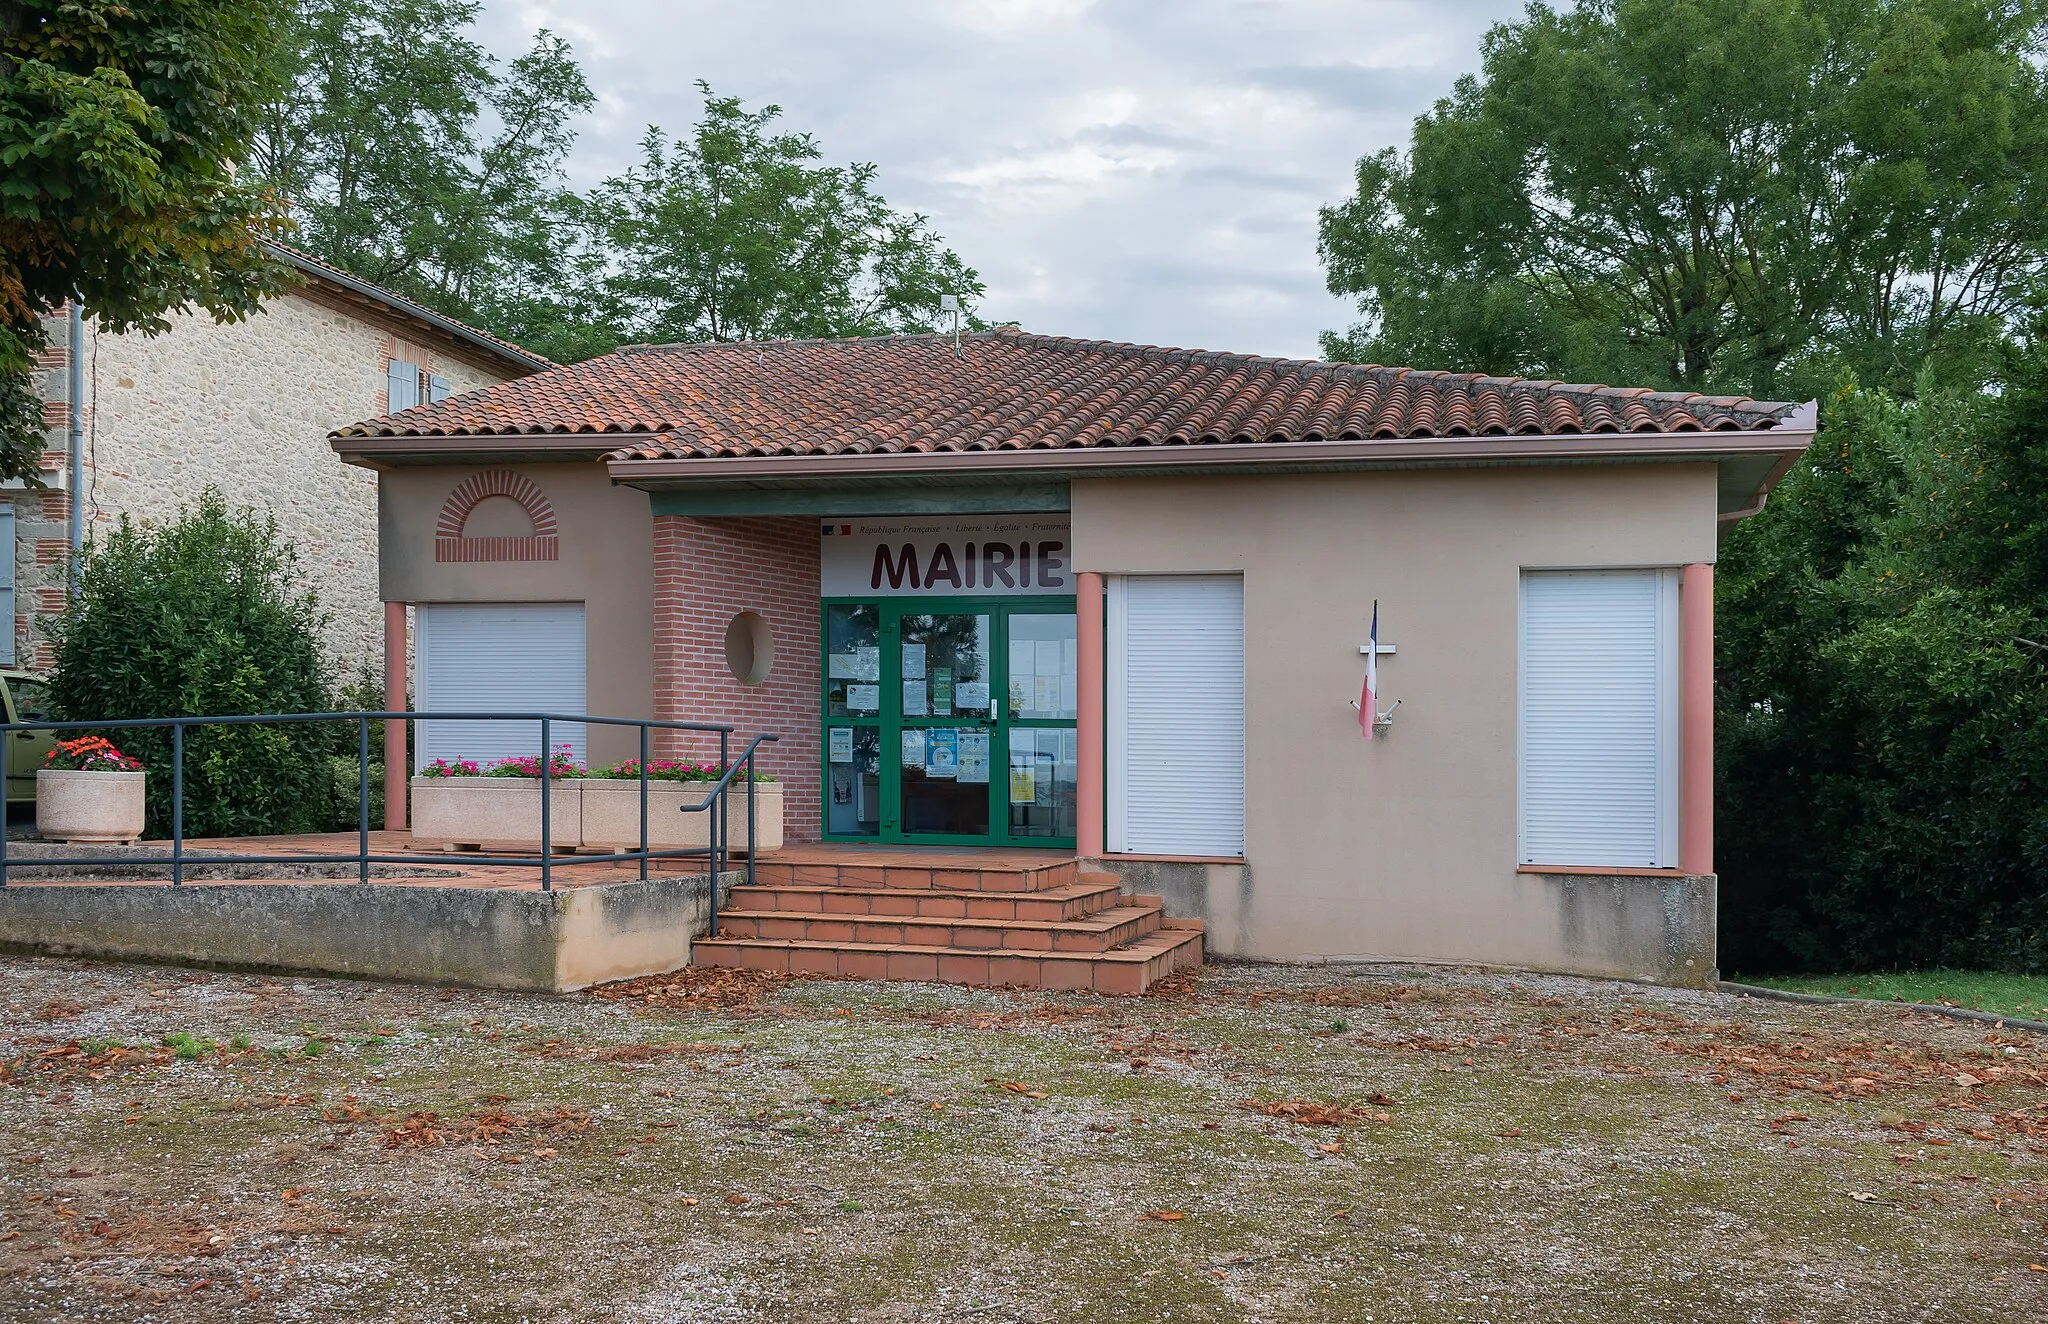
[{"left": 2, "top": 671, "right": 55, "bottom": 807}]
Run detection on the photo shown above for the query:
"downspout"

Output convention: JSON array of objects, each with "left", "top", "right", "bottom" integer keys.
[{"left": 66, "top": 302, "right": 84, "bottom": 583}]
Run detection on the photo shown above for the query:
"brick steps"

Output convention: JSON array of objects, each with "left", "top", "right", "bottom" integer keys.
[
  {"left": 748, "top": 859, "right": 1077, "bottom": 893},
  {"left": 716, "top": 903, "right": 1164, "bottom": 953},
  {"left": 691, "top": 922, "right": 1205, "bottom": 996},
  {"left": 694, "top": 852, "right": 1200, "bottom": 994},
  {"left": 724, "top": 879, "right": 1124, "bottom": 922}
]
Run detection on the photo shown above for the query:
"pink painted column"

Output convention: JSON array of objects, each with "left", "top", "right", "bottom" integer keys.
[
  {"left": 1679, "top": 563, "right": 1714, "bottom": 875},
  {"left": 1076, "top": 572, "right": 1106, "bottom": 858},
  {"left": 383, "top": 600, "right": 408, "bottom": 832}
]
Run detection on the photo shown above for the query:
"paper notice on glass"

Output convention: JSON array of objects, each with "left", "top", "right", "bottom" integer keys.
[
  {"left": 1036, "top": 639, "right": 1062, "bottom": 680},
  {"left": 926, "top": 728, "right": 958, "bottom": 779},
  {"left": 1062, "top": 637, "right": 1078, "bottom": 678},
  {"left": 829, "top": 726, "right": 854, "bottom": 763},
  {"left": 850, "top": 647, "right": 880, "bottom": 682},
  {"left": 956, "top": 681, "right": 989, "bottom": 712},
  {"left": 957, "top": 729, "right": 990, "bottom": 783},
  {"left": 1009, "top": 764, "right": 1036, "bottom": 805},
  {"left": 902, "top": 642, "right": 927, "bottom": 680},
  {"left": 1010, "top": 639, "right": 1034, "bottom": 685},
  {"left": 901, "top": 728, "right": 925, "bottom": 769},
  {"left": 828, "top": 653, "right": 859, "bottom": 680},
  {"left": 1034, "top": 675, "right": 1059, "bottom": 715},
  {"left": 846, "top": 683, "right": 879, "bottom": 713},
  {"left": 903, "top": 679, "right": 929, "bottom": 717},
  {"left": 931, "top": 666, "right": 954, "bottom": 716},
  {"left": 1059, "top": 729, "right": 1078, "bottom": 766},
  {"left": 1059, "top": 673, "right": 1078, "bottom": 716}
]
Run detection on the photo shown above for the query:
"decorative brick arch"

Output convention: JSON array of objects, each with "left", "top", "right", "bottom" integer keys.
[{"left": 434, "top": 470, "right": 560, "bottom": 562}]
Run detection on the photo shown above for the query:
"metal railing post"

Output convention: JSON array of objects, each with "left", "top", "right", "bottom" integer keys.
[
  {"left": 638, "top": 723, "right": 649, "bottom": 882},
  {"left": 171, "top": 721, "right": 185, "bottom": 888},
  {"left": 357, "top": 715, "right": 371, "bottom": 884},
  {"left": 745, "top": 748, "right": 757, "bottom": 890},
  {"left": 539, "top": 716, "right": 553, "bottom": 892}
]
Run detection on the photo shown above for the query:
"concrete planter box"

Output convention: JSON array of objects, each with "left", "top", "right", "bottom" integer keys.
[
  {"left": 409, "top": 775, "right": 583, "bottom": 852},
  {"left": 36, "top": 769, "right": 146, "bottom": 844},
  {"left": 580, "top": 779, "right": 783, "bottom": 854}
]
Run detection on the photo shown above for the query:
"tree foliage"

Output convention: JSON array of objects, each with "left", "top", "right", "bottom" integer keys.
[
  {"left": 583, "top": 87, "right": 986, "bottom": 349},
  {"left": 1718, "top": 343, "right": 2048, "bottom": 972},
  {"left": 0, "top": 0, "right": 295, "bottom": 481},
  {"left": 46, "top": 489, "right": 341, "bottom": 838},
  {"left": 249, "top": 1, "right": 986, "bottom": 361},
  {"left": 1317, "top": 0, "right": 2048, "bottom": 400},
  {"left": 250, "top": 0, "right": 593, "bottom": 355}
]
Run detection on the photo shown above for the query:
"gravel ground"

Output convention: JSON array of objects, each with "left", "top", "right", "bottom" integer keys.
[{"left": 1, "top": 954, "right": 2044, "bottom": 1323}]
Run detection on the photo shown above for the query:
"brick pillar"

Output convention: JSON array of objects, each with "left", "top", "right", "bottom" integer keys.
[
  {"left": 652, "top": 515, "right": 822, "bottom": 841},
  {"left": 1076, "top": 571, "right": 1105, "bottom": 857},
  {"left": 1680, "top": 562, "right": 1714, "bottom": 875}
]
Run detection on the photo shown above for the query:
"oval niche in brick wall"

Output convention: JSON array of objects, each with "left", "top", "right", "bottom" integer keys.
[{"left": 434, "top": 470, "right": 561, "bottom": 562}]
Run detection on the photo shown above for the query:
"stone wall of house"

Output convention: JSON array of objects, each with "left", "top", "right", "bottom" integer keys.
[{"left": 18, "top": 292, "right": 519, "bottom": 676}]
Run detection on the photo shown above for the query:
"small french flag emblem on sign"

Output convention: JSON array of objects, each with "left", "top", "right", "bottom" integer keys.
[{"left": 821, "top": 524, "right": 851, "bottom": 536}]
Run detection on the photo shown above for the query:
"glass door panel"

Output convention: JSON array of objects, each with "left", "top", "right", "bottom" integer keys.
[
  {"left": 1007, "top": 727, "right": 1077, "bottom": 839},
  {"left": 826, "top": 725, "right": 881, "bottom": 836},
  {"left": 825, "top": 604, "right": 882, "bottom": 718},
  {"left": 1007, "top": 613, "right": 1078, "bottom": 720},
  {"left": 897, "top": 611, "right": 993, "bottom": 840}
]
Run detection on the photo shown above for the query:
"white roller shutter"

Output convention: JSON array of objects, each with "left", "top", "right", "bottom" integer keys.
[
  {"left": 415, "top": 603, "right": 587, "bottom": 770},
  {"left": 0, "top": 504, "right": 14, "bottom": 666},
  {"left": 1108, "top": 574, "right": 1245, "bottom": 857},
  {"left": 1519, "top": 569, "right": 1678, "bottom": 868}
]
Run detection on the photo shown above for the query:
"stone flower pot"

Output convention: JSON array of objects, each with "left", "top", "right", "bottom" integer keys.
[
  {"left": 36, "top": 769, "right": 147, "bottom": 844},
  {"left": 409, "top": 776, "right": 583, "bottom": 852},
  {"left": 581, "top": 779, "right": 783, "bottom": 855}
]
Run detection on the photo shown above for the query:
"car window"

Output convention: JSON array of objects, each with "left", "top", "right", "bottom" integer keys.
[{"left": 10, "top": 681, "right": 50, "bottom": 722}]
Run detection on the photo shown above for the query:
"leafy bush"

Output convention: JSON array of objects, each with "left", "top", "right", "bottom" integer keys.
[
  {"left": 1717, "top": 352, "right": 2048, "bottom": 974},
  {"left": 45, "top": 489, "right": 340, "bottom": 837}
]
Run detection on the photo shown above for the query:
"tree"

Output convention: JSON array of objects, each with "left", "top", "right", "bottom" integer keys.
[
  {"left": 1717, "top": 343, "right": 2048, "bottom": 973},
  {"left": 46, "top": 489, "right": 341, "bottom": 838},
  {"left": 249, "top": 0, "right": 593, "bottom": 356},
  {"left": 0, "top": 0, "right": 295, "bottom": 482},
  {"left": 1317, "top": 0, "right": 2048, "bottom": 400},
  {"left": 584, "top": 87, "right": 986, "bottom": 349}
]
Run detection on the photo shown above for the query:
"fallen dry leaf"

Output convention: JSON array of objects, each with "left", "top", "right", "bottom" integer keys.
[{"left": 1141, "top": 1210, "right": 1186, "bottom": 1222}]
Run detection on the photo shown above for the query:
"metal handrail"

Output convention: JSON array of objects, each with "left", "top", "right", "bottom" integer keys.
[
  {"left": 0, "top": 711, "right": 776, "bottom": 897},
  {"left": 672, "top": 732, "right": 780, "bottom": 935}
]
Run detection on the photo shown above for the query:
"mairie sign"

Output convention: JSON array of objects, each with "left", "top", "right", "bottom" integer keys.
[{"left": 819, "top": 515, "right": 1071, "bottom": 598}]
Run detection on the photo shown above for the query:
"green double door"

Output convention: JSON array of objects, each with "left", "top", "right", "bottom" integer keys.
[{"left": 822, "top": 596, "right": 1078, "bottom": 846}]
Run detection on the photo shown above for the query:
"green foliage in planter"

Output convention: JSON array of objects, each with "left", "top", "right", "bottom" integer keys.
[{"left": 46, "top": 489, "right": 339, "bottom": 837}]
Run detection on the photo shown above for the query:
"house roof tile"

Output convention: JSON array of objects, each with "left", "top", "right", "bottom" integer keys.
[{"left": 329, "top": 328, "right": 1800, "bottom": 457}]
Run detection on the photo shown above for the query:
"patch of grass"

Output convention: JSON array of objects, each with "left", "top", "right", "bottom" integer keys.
[
  {"left": 1741, "top": 969, "right": 2048, "bottom": 1019},
  {"left": 161, "top": 1031, "right": 217, "bottom": 1060}
]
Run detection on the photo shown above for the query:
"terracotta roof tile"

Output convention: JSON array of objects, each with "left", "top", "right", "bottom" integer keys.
[{"left": 329, "top": 328, "right": 1801, "bottom": 457}]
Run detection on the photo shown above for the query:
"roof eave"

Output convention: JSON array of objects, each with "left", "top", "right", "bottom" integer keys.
[
  {"left": 266, "top": 243, "right": 552, "bottom": 375},
  {"left": 600, "top": 425, "right": 1816, "bottom": 508}
]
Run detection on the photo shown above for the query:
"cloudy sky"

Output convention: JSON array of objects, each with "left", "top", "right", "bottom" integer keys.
[{"left": 476, "top": 0, "right": 1527, "bottom": 360}]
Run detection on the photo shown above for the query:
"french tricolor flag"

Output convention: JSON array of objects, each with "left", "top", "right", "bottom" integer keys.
[{"left": 1359, "top": 600, "right": 1378, "bottom": 739}]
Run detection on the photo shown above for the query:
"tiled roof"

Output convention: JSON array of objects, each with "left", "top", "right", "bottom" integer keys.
[
  {"left": 263, "top": 240, "right": 552, "bottom": 373},
  {"left": 330, "top": 329, "right": 1799, "bottom": 456}
]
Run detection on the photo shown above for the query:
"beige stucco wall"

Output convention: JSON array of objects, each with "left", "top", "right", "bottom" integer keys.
[
  {"left": 72, "top": 290, "right": 513, "bottom": 671},
  {"left": 377, "top": 462, "right": 655, "bottom": 767},
  {"left": 1072, "top": 462, "right": 1720, "bottom": 977}
]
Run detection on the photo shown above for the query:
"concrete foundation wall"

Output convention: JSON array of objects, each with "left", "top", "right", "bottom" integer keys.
[{"left": 0, "top": 875, "right": 717, "bottom": 992}]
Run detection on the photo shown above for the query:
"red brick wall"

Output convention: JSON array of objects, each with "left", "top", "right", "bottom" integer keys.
[{"left": 653, "top": 515, "right": 821, "bottom": 841}]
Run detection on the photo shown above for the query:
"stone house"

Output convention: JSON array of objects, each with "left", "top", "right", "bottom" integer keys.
[{"left": 12, "top": 242, "right": 549, "bottom": 673}]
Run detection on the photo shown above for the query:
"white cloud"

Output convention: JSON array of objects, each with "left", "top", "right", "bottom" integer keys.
[{"left": 475, "top": 0, "right": 1526, "bottom": 358}]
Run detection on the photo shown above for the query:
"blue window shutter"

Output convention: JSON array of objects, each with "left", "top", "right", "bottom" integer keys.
[
  {"left": 0, "top": 504, "right": 16, "bottom": 667},
  {"left": 428, "top": 373, "right": 451, "bottom": 403},
  {"left": 387, "top": 360, "right": 419, "bottom": 411}
]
